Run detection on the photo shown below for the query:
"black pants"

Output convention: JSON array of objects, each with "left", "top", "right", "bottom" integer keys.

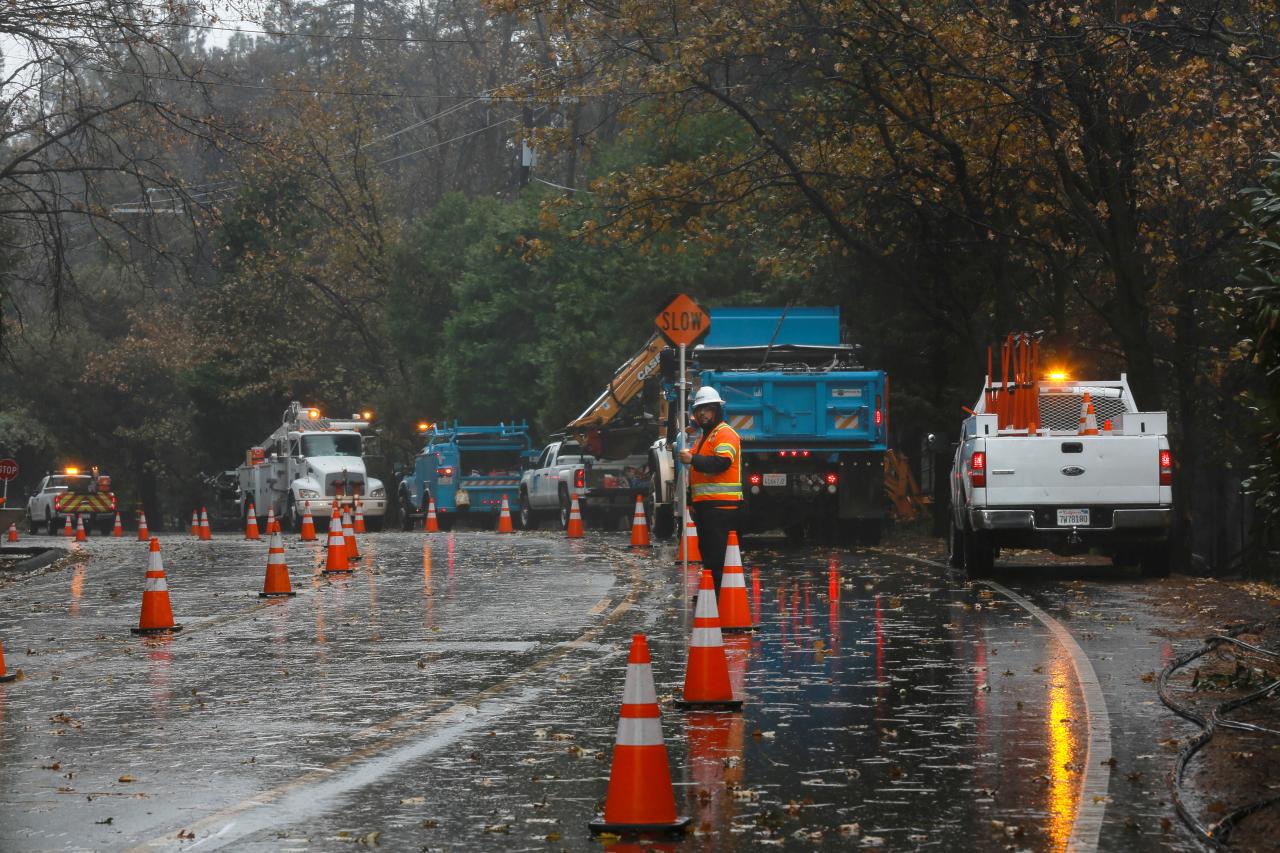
[{"left": 691, "top": 502, "right": 744, "bottom": 591}]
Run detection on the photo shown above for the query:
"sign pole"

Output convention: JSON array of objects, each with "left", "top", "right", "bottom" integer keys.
[{"left": 678, "top": 342, "right": 687, "bottom": 577}]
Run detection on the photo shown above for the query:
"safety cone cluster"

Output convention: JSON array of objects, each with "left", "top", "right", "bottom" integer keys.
[
  {"left": 259, "top": 528, "right": 296, "bottom": 598},
  {"left": 324, "top": 508, "right": 351, "bottom": 574},
  {"left": 111, "top": 512, "right": 123, "bottom": 537},
  {"left": 244, "top": 502, "right": 260, "bottom": 540},
  {"left": 677, "top": 507, "right": 700, "bottom": 563},
  {"left": 629, "top": 495, "right": 649, "bottom": 547},
  {"left": 566, "top": 494, "right": 584, "bottom": 539},
  {"left": 7, "top": 523, "right": 18, "bottom": 542},
  {"left": 299, "top": 502, "right": 317, "bottom": 541},
  {"left": 137, "top": 511, "right": 149, "bottom": 541},
  {"left": 718, "top": 532, "right": 754, "bottom": 632},
  {"left": 497, "top": 495, "right": 514, "bottom": 533},
  {"left": 589, "top": 633, "right": 691, "bottom": 836},
  {"left": 132, "top": 538, "right": 182, "bottom": 635},
  {"left": 1078, "top": 391, "right": 1099, "bottom": 436},
  {"left": 74, "top": 515, "right": 87, "bottom": 542},
  {"left": 424, "top": 498, "right": 439, "bottom": 532},
  {"left": 0, "top": 635, "right": 16, "bottom": 683},
  {"left": 199, "top": 508, "right": 212, "bottom": 541},
  {"left": 677, "top": 569, "right": 742, "bottom": 710}
]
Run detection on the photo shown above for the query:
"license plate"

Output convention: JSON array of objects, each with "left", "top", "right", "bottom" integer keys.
[
  {"left": 1057, "top": 508, "right": 1090, "bottom": 526},
  {"left": 762, "top": 473, "right": 787, "bottom": 487},
  {"left": 438, "top": 476, "right": 453, "bottom": 485}
]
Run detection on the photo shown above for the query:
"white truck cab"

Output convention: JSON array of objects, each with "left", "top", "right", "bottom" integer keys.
[
  {"left": 949, "top": 374, "right": 1173, "bottom": 577},
  {"left": 237, "top": 403, "right": 386, "bottom": 531}
]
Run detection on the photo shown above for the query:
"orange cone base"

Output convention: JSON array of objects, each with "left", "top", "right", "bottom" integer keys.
[
  {"left": 720, "top": 623, "right": 756, "bottom": 634},
  {"left": 674, "top": 697, "right": 742, "bottom": 711},
  {"left": 258, "top": 590, "right": 298, "bottom": 598},
  {"left": 323, "top": 567, "right": 354, "bottom": 575},
  {"left": 589, "top": 815, "right": 691, "bottom": 836},
  {"left": 131, "top": 625, "right": 184, "bottom": 636},
  {"left": 0, "top": 672, "right": 16, "bottom": 683}
]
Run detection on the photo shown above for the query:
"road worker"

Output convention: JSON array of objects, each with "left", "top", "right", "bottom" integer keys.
[{"left": 679, "top": 385, "right": 743, "bottom": 590}]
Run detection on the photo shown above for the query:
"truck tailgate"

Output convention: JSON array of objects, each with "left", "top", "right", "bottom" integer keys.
[{"left": 983, "top": 436, "right": 1162, "bottom": 505}]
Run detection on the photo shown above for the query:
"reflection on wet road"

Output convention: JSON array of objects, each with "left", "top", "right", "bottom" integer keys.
[{"left": 0, "top": 531, "right": 1198, "bottom": 851}]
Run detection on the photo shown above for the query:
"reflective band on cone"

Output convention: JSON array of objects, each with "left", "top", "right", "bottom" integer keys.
[
  {"left": 244, "top": 502, "right": 260, "bottom": 540},
  {"left": 677, "top": 507, "right": 701, "bottom": 563},
  {"left": 354, "top": 498, "right": 366, "bottom": 534},
  {"left": 299, "top": 501, "right": 317, "bottom": 542},
  {"left": 425, "top": 498, "right": 439, "bottom": 533},
  {"left": 199, "top": 508, "right": 212, "bottom": 541},
  {"left": 324, "top": 507, "right": 351, "bottom": 573},
  {"left": 343, "top": 507, "right": 361, "bottom": 562},
  {"left": 0, "top": 635, "right": 16, "bottom": 682},
  {"left": 497, "top": 495, "right": 514, "bottom": 533},
  {"left": 259, "top": 529, "right": 297, "bottom": 597},
  {"left": 137, "top": 511, "right": 149, "bottom": 541},
  {"left": 74, "top": 515, "right": 87, "bottom": 542},
  {"left": 589, "top": 633, "right": 690, "bottom": 835},
  {"left": 132, "top": 538, "right": 183, "bottom": 635},
  {"left": 190, "top": 510, "right": 199, "bottom": 537},
  {"left": 111, "top": 512, "right": 123, "bottom": 537},
  {"left": 677, "top": 569, "right": 742, "bottom": 710},
  {"left": 566, "top": 494, "right": 584, "bottom": 539},
  {"left": 718, "top": 532, "right": 755, "bottom": 632},
  {"left": 629, "top": 495, "right": 650, "bottom": 547}
]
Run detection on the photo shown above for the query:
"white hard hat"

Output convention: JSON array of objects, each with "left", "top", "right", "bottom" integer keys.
[{"left": 692, "top": 386, "right": 725, "bottom": 408}]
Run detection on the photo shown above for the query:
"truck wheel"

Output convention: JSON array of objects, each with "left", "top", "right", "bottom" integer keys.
[
  {"left": 27, "top": 513, "right": 39, "bottom": 534},
  {"left": 365, "top": 517, "right": 383, "bottom": 532},
  {"left": 438, "top": 514, "right": 454, "bottom": 532},
  {"left": 399, "top": 492, "right": 415, "bottom": 531},
  {"left": 784, "top": 522, "right": 805, "bottom": 545},
  {"left": 650, "top": 476, "right": 675, "bottom": 540},
  {"left": 947, "top": 522, "right": 964, "bottom": 568},
  {"left": 282, "top": 497, "right": 297, "bottom": 533},
  {"left": 858, "top": 520, "right": 882, "bottom": 547},
  {"left": 558, "top": 488, "right": 571, "bottom": 530},
  {"left": 519, "top": 490, "right": 538, "bottom": 530},
  {"left": 1140, "top": 541, "right": 1172, "bottom": 578},
  {"left": 46, "top": 510, "right": 57, "bottom": 535},
  {"left": 962, "top": 526, "right": 994, "bottom": 578}
]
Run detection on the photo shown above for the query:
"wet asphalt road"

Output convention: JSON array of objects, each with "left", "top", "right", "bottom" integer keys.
[{"left": 0, "top": 528, "right": 1205, "bottom": 851}]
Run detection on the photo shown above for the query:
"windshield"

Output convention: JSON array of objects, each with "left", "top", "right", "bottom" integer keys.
[
  {"left": 301, "top": 434, "right": 362, "bottom": 458},
  {"left": 49, "top": 476, "right": 92, "bottom": 492}
]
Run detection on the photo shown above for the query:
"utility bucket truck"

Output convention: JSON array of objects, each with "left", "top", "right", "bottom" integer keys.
[
  {"left": 948, "top": 335, "right": 1174, "bottom": 578},
  {"left": 399, "top": 422, "right": 532, "bottom": 531},
  {"left": 237, "top": 402, "right": 387, "bottom": 531}
]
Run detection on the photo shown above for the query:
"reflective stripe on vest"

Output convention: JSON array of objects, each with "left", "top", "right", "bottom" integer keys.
[{"left": 690, "top": 422, "right": 743, "bottom": 502}]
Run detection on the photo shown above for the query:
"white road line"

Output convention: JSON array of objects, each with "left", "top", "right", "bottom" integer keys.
[{"left": 902, "top": 557, "right": 1112, "bottom": 853}]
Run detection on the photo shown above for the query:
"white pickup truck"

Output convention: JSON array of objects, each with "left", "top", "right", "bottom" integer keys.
[
  {"left": 948, "top": 375, "right": 1173, "bottom": 577},
  {"left": 519, "top": 440, "right": 592, "bottom": 529}
]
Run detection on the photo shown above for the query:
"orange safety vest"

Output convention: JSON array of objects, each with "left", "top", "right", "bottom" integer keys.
[{"left": 690, "top": 422, "right": 743, "bottom": 503}]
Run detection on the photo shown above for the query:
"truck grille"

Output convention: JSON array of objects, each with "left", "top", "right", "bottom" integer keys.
[
  {"left": 325, "top": 473, "right": 365, "bottom": 495},
  {"left": 1038, "top": 391, "right": 1128, "bottom": 431}
]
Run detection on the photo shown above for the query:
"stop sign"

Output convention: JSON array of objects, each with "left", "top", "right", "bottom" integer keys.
[{"left": 0, "top": 458, "right": 17, "bottom": 481}]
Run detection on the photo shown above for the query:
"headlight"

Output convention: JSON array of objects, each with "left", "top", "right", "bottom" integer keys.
[
  {"left": 369, "top": 487, "right": 385, "bottom": 498},
  {"left": 298, "top": 489, "right": 321, "bottom": 499}
]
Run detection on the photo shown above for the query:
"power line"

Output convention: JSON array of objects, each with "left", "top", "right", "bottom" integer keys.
[
  {"left": 374, "top": 116, "right": 517, "bottom": 166},
  {"left": 87, "top": 65, "right": 518, "bottom": 100}
]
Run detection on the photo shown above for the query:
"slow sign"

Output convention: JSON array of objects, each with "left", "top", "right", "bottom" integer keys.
[{"left": 654, "top": 294, "right": 710, "bottom": 348}]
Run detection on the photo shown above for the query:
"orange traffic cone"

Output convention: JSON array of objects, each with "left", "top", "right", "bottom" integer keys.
[
  {"left": 111, "top": 512, "right": 123, "bottom": 537},
  {"left": 497, "top": 495, "right": 514, "bottom": 533},
  {"left": 199, "top": 508, "right": 212, "bottom": 541},
  {"left": 0, "top": 635, "right": 16, "bottom": 682},
  {"left": 629, "top": 495, "right": 650, "bottom": 547},
  {"left": 190, "top": 510, "right": 199, "bottom": 537},
  {"left": 1078, "top": 391, "right": 1099, "bottom": 436},
  {"left": 244, "top": 502, "right": 260, "bottom": 540},
  {"left": 259, "top": 528, "right": 297, "bottom": 598},
  {"left": 62, "top": 515, "right": 73, "bottom": 537},
  {"left": 132, "top": 538, "right": 183, "bottom": 635},
  {"left": 299, "top": 501, "right": 317, "bottom": 542},
  {"left": 677, "top": 507, "right": 701, "bottom": 563},
  {"left": 589, "top": 633, "right": 690, "bottom": 835},
  {"left": 566, "top": 494, "right": 584, "bottom": 539},
  {"left": 718, "top": 532, "right": 754, "bottom": 632},
  {"left": 137, "top": 510, "right": 149, "bottom": 541},
  {"left": 324, "top": 510, "right": 351, "bottom": 573},
  {"left": 425, "top": 498, "right": 439, "bottom": 532},
  {"left": 343, "top": 507, "right": 361, "bottom": 562},
  {"left": 677, "top": 569, "right": 742, "bottom": 710},
  {"left": 6, "top": 523, "right": 18, "bottom": 542},
  {"left": 354, "top": 498, "right": 366, "bottom": 534},
  {"left": 74, "top": 515, "right": 87, "bottom": 542},
  {"left": 265, "top": 504, "right": 278, "bottom": 535}
]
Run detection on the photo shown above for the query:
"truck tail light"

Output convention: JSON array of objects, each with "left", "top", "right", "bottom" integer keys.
[
  {"left": 748, "top": 474, "right": 762, "bottom": 485},
  {"left": 825, "top": 473, "right": 838, "bottom": 485},
  {"left": 1159, "top": 449, "right": 1172, "bottom": 486},
  {"left": 875, "top": 395, "right": 883, "bottom": 427},
  {"left": 575, "top": 468, "right": 585, "bottom": 489},
  {"left": 969, "top": 451, "right": 986, "bottom": 488},
  {"left": 436, "top": 467, "right": 453, "bottom": 477},
  {"left": 111, "top": 495, "right": 117, "bottom": 510}
]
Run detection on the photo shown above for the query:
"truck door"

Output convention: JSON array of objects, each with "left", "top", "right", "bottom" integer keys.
[{"left": 531, "top": 445, "right": 551, "bottom": 506}]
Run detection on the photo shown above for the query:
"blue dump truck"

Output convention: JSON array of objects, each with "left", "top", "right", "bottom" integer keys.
[
  {"left": 651, "top": 307, "right": 889, "bottom": 545},
  {"left": 397, "top": 422, "right": 532, "bottom": 531}
]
